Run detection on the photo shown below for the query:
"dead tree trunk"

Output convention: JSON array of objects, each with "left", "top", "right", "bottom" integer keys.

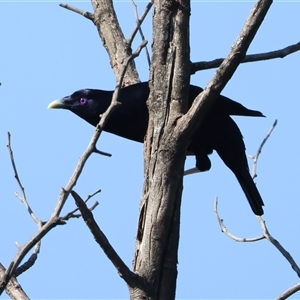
[{"left": 132, "top": 1, "right": 191, "bottom": 299}]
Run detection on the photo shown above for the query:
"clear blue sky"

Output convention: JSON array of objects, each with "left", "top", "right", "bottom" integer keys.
[{"left": 1, "top": 1, "right": 300, "bottom": 299}]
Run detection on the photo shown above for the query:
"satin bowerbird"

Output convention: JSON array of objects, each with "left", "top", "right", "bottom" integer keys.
[{"left": 48, "top": 82, "right": 265, "bottom": 215}]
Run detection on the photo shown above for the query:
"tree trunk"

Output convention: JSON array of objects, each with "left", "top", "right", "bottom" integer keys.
[{"left": 132, "top": 1, "right": 191, "bottom": 299}]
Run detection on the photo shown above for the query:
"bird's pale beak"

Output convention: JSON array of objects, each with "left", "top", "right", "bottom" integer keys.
[{"left": 47, "top": 99, "right": 65, "bottom": 109}]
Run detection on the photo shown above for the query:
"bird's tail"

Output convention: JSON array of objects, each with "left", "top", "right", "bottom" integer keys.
[
  {"left": 235, "top": 171, "right": 264, "bottom": 216},
  {"left": 220, "top": 97, "right": 265, "bottom": 118}
]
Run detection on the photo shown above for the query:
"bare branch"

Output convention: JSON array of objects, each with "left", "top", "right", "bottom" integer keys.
[
  {"left": 0, "top": 263, "right": 29, "bottom": 300},
  {"left": 256, "top": 216, "right": 300, "bottom": 278},
  {"left": 62, "top": 189, "right": 101, "bottom": 220},
  {"left": 71, "top": 190, "right": 142, "bottom": 288},
  {"left": 276, "top": 282, "right": 300, "bottom": 300},
  {"left": 251, "top": 119, "right": 277, "bottom": 179},
  {"left": 130, "top": 0, "right": 152, "bottom": 66},
  {"left": 191, "top": 41, "right": 300, "bottom": 73},
  {"left": 7, "top": 132, "right": 42, "bottom": 228},
  {"left": 4, "top": 133, "right": 42, "bottom": 284},
  {"left": 128, "top": 0, "right": 153, "bottom": 45},
  {"left": 59, "top": 3, "right": 94, "bottom": 21},
  {"left": 63, "top": 202, "right": 99, "bottom": 220},
  {"left": 214, "top": 198, "right": 264, "bottom": 242}
]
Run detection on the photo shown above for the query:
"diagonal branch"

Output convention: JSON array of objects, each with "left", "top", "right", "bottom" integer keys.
[
  {"left": 71, "top": 191, "right": 143, "bottom": 288},
  {"left": 179, "top": 0, "right": 273, "bottom": 141},
  {"left": 128, "top": 0, "right": 153, "bottom": 46},
  {"left": 256, "top": 216, "right": 300, "bottom": 278},
  {"left": 276, "top": 282, "right": 300, "bottom": 300},
  {"left": 59, "top": 3, "right": 94, "bottom": 21},
  {"left": 0, "top": 263, "right": 29, "bottom": 300},
  {"left": 191, "top": 41, "right": 300, "bottom": 73},
  {"left": 130, "top": 0, "right": 152, "bottom": 66}
]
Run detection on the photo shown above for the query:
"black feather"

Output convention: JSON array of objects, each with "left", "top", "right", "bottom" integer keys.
[{"left": 49, "top": 82, "right": 265, "bottom": 215}]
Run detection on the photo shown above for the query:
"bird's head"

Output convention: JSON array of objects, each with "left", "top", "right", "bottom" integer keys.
[{"left": 48, "top": 89, "right": 112, "bottom": 126}]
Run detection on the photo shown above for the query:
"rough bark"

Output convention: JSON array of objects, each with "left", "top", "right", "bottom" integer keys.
[
  {"left": 132, "top": 1, "right": 191, "bottom": 299},
  {"left": 0, "top": 264, "right": 29, "bottom": 300}
]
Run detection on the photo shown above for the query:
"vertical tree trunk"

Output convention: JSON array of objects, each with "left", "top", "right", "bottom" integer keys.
[{"left": 132, "top": 1, "right": 191, "bottom": 299}]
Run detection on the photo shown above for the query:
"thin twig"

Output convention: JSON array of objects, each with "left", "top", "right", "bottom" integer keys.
[
  {"left": 62, "top": 189, "right": 101, "bottom": 220},
  {"left": 59, "top": 4, "right": 94, "bottom": 21},
  {"left": 214, "top": 198, "right": 264, "bottom": 242},
  {"left": 251, "top": 119, "right": 277, "bottom": 179},
  {"left": 127, "top": 0, "right": 153, "bottom": 47},
  {"left": 63, "top": 202, "right": 99, "bottom": 220},
  {"left": 7, "top": 133, "right": 42, "bottom": 227},
  {"left": 6, "top": 133, "right": 42, "bottom": 278},
  {"left": 191, "top": 41, "right": 300, "bottom": 73},
  {"left": 130, "top": 0, "right": 151, "bottom": 67}
]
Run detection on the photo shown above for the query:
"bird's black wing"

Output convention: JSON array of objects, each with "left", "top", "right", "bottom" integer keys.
[{"left": 49, "top": 82, "right": 265, "bottom": 215}]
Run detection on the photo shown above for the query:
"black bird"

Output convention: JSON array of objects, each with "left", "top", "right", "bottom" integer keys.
[{"left": 48, "top": 82, "right": 265, "bottom": 215}]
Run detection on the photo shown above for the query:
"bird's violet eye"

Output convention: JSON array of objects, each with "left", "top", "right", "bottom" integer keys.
[{"left": 80, "top": 98, "right": 88, "bottom": 105}]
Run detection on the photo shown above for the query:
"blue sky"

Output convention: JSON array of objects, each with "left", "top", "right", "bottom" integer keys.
[{"left": 1, "top": 1, "right": 300, "bottom": 299}]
